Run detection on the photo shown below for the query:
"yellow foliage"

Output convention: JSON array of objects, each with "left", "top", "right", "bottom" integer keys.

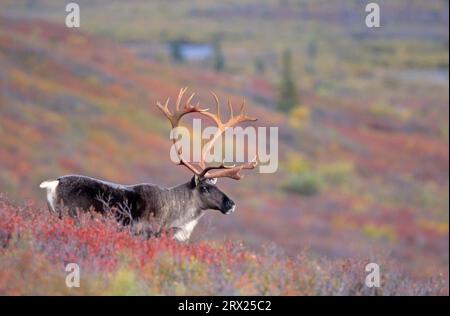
[
  {"left": 107, "top": 268, "right": 139, "bottom": 295},
  {"left": 318, "top": 161, "right": 354, "bottom": 186},
  {"left": 363, "top": 224, "right": 396, "bottom": 243},
  {"left": 369, "top": 102, "right": 412, "bottom": 122},
  {"left": 418, "top": 220, "right": 449, "bottom": 235},
  {"left": 289, "top": 106, "right": 310, "bottom": 129},
  {"left": 285, "top": 153, "right": 310, "bottom": 173},
  {"left": 173, "top": 281, "right": 187, "bottom": 295}
]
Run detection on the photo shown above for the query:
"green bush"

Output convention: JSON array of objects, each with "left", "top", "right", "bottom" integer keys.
[
  {"left": 282, "top": 172, "right": 323, "bottom": 196},
  {"left": 318, "top": 161, "right": 354, "bottom": 186}
]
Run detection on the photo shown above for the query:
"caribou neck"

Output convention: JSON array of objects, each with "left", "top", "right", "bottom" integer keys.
[{"left": 157, "top": 180, "right": 202, "bottom": 225}]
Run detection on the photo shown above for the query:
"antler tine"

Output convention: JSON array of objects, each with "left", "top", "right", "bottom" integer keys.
[
  {"left": 223, "top": 97, "right": 257, "bottom": 127},
  {"left": 156, "top": 97, "right": 174, "bottom": 124},
  {"left": 156, "top": 97, "right": 170, "bottom": 112},
  {"left": 240, "top": 98, "right": 246, "bottom": 113},
  {"left": 200, "top": 157, "right": 258, "bottom": 180},
  {"left": 175, "top": 87, "right": 187, "bottom": 111},
  {"left": 227, "top": 98, "right": 233, "bottom": 120},
  {"left": 156, "top": 88, "right": 209, "bottom": 128},
  {"left": 198, "top": 162, "right": 235, "bottom": 179},
  {"left": 237, "top": 98, "right": 257, "bottom": 123},
  {"left": 210, "top": 91, "right": 221, "bottom": 121},
  {"left": 185, "top": 92, "right": 196, "bottom": 109}
]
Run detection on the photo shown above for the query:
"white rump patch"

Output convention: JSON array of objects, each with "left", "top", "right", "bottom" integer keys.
[{"left": 39, "top": 180, "right": 59, "bottom": 213}]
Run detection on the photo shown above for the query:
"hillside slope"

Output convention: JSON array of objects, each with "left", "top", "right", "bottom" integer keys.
[{"left": 0, "top": 17, "right": 448, "bottom": 285}]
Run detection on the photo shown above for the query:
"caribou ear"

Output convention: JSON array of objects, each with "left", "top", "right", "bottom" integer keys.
[
  {"left": 190, "top": 175, "right": 199, "bottom": 188},
  {"left": 190, "top": 176, "right": 216, "bottom": 188},
  {"left": 190, "top": 176, "right": 197, "bottom": 188}
]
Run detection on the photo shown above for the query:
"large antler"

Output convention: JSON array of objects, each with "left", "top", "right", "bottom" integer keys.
[
  {"left": 156, "top": 88, "right": 206, "bottom": 176},
  {"left": 156, "top": 88, "right": 258, "bottom": 181}
]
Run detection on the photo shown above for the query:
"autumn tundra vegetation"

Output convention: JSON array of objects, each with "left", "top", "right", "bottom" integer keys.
[
  {"left": 0, "top": 196, "right": 446, "bottom": 295},
  {"left": 0, "top": 0, "right": 448, "bottom": 295}
]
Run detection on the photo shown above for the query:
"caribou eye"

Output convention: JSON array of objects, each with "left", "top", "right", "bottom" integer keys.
[{"left": 200, "top": 186, "right": 210, "bottom": 194}]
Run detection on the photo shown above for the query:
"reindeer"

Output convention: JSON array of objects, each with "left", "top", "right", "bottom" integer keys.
[{"left": 39, "top": 88, "right": 257, "bottom": 241}]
